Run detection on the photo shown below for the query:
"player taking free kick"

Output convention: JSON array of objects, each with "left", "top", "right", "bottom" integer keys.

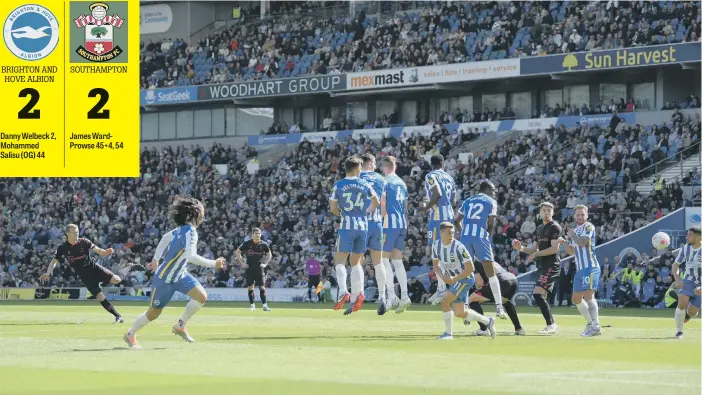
[{"left": 40, "top": 224, "right": 123, "bottom": 323}]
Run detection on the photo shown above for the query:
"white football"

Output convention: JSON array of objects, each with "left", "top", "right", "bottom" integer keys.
[{"left": 652, "top": 232, "right": 670, "bottom": 250}]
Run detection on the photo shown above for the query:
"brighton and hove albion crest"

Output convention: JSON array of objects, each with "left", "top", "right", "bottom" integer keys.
[
  {"left": 73, "top": 2, "right": 124, "bottom": 61},
  {"left": 3, "top": 4, "right": 60, "bottom": 61}
]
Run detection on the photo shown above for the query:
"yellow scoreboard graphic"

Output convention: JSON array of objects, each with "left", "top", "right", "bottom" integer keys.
[{"left": 0, "top": 0, "right": 139, "bottom": 177}]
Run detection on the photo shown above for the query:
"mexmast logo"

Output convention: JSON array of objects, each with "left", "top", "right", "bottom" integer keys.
[
  {"left": 73, "top": 2, "right": 125, "bottom": 62},
  {"left": 350, "top": 68, "right": 418, "bottom": 89}
]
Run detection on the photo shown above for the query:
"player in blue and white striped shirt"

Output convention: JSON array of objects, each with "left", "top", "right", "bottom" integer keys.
[
  {"left": 672, "top": 226, "right": 701, "bottom": 339},
  {"left": 455, "top": 180, "right": 507, "bottom": 319},
  {"left": 124, "top": 197, "right": 226, "bottom": 349},
  {"left": 560, "top": 205, "right": 602, "bottom": 337},
  {"left": 329, "top": 156, "right": 380, "bottom": 315},
  {"left": 360, "top": 154, "right": 389, "bottom": 314},
  {"left": 433, "top": 222, "right": 496, "bottom": 340},
  {"left": 418, "top": 154, "right": 456, "bottom": 304},
  {"left": 380, "top": 156, "right": 411, "bottom": 314}
]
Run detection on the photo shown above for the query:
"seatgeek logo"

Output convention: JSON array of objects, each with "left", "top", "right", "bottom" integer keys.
[{"left": 142, "top": 87, "right": 197, "bottom": 105}]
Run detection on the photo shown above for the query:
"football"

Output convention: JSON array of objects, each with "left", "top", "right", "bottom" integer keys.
[{"left": 652, "top": 232, "right": 671, "bottom": 250}]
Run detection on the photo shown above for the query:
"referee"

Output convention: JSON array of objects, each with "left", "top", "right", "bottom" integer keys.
[
  {"left": 235, "top": 228, "right": 272, "bottom": 312},
  {"left": 512, "top": 202, "right": 563, "bottom": 334}
]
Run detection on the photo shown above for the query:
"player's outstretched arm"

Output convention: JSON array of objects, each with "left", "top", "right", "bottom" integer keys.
[
  {"left": 454, "top": 212, "right": 464, "bottom": 236},
  {"left": 453, "top": 260, "right": 475, "bottom": 283},
  {"left": 183, "top": 230, "right": 216, "bottom": 268},
  {"left": 91, "top": 246, "right": 114, "bottom": 257},
  {"left": 39, "top": 259, "right": 58, "bottom": 282},
  {"left": 560, "top": 237, "right": 575, "bottom": 256},
  {"left": 530, "top": 239, "right": 561, "bottom": 258},
  {"left": 513, "top": 239, "right": 538, "bottom": 255},
  {"left": 671, "top": 262, "right": 683, "bottom": 289},
  {"left": 329, "top": 200, "right": 341, "bottom": 216}
]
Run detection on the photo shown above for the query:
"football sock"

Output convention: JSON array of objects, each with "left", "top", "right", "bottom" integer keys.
[
  {"left": 488, "top": 275, "right": 503, "bottom": 307},
  {"left": 392, "top": 259, "right": 408, "bottom": 299},
  {"left": 442, "top": 311, "right": 454, "bottom": 335},
  {"left": 675, "top": 308, "right": 685, "bottom": 332},
  {"left": 99, "top": 299, "right": 120, "bottom": 318},
  {"left": 587, "top": 299, "right": 600, "bottom": 325},
  {"left": 469, "top": 302, "right": 488, "bottom": 331},
  {"left": 247, "top": 289, "right": 255, "bottom": 304},
  {"left": 177, "top": 300, "right": 203, "bottom": 328},
  {"left": 335, "top": 264, "right": 348, "bottom": 295},
  {"left": 374, "top": 263, "right": 387, "bottom": 300},
  {"left": 503, "top": 301, "right": 522, "bottom": 330},
  {"left": 466, "top": 309, "right": 489, "bottom": 326},
  {"left": 350, "top": 264, "right": 364, "bottom": 298},
  {"left": 259, "top": 287, "right": 267, "bottom": 304},
  {"left": 533, "top": 293, "right": 554, "bottom": 326},
  {"left": 128, "top": 312, "right": 151, "bottom": 336},
  {"left": 576, "top": 301, "right": 592, "bottom": 324},
  {"left": 383, "top": 258, "right": 397, "bottom": 299}
]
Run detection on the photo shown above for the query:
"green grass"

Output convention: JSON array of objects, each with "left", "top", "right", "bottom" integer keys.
[{"left": 0, "top": 301, "right": 699, "bottom": 395}]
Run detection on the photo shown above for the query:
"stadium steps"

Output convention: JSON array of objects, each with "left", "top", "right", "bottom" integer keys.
[
  {"left": 449, "top": 129, "right": 519, "bottom": 161},
  {"left": 636, "top": 151, "right": 701, "bottom": 196},
  {"left": 256, "top": 143, "right": 294, "bottom": 169}
]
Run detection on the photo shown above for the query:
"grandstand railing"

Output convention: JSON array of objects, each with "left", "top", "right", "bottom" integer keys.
[{"left": 635, "top": 141, "right": 701, "bottom": 183}]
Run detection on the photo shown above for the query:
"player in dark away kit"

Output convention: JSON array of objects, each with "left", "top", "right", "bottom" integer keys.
[
  {"left": 467, "top": 260, "right": 524, "bottom": 336},
  {"left": 235, "top": 228, "right": 272, "bottom": 312},
  {"left": 40, "top": 224, "right": 123, "bottom": 322},
  {"left": 512, "top": 202, "right": 563, "bottom": 334}
]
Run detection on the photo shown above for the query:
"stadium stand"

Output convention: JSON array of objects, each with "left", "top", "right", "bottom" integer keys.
[
  {"left": 1, "top": 1, "right": 700, "bottom": 305},
  {"left": 140, "top": 1, "right": 701, "bottom": 88}
]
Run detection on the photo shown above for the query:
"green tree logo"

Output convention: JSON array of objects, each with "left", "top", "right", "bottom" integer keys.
[
  {"left": 90, "top": 26, "right": 108, "bottom": 38},
  {"left": 562, "top": 54, "right": 579, "bottom": 70}
]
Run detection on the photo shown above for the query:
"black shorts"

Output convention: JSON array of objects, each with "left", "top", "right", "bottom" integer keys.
[
  {"left": 308, "top": 275, "right": 320, "bottom": 289},
  {"left": 536, "top": 264, "right": 561, "bottom": 293},
  {"left": 246, "top": 269, "right": 265, "bottom": 287},
  {"left": 79, "top": 264, "right": 115, "bottom": 297},
  {"left": 474, "top": 278, "right": 518, "bottom": 302}
]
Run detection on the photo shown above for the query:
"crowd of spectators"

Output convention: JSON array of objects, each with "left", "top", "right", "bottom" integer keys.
[
  {"left": 140, "top": 1, "right": 701, "bottom": 88},
  {"left": 1, "top": 105, "right": 698, "bottom": 296}
]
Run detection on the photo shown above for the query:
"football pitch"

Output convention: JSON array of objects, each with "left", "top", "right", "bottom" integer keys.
[{"left": 0, "top": 301, "right": 699, "bottom": 395}]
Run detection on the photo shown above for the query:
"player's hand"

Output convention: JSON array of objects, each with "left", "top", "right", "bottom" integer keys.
[
  {"left": 558, "top": 237, "right": 567, "bottom": 245},
  {"left": 215, "top": 257, "right": 226, "bottom": 270},
  {"left": 147, "top": 260, "right": 158, "bottom": 272},
  {"left": 104, "top": 248, "right": 114, "bottom": 256},
  {"left": 694, "top": 287, "right": 701, "bottom": 296},
  {"left": 674, "top": 280, "right": 683, "bottom": 289},
  {"left": 512, "top": 240, "right": 522, "bottom": 251},
  {"left": 567, "top": 229, "right": 574, "bottom": 238},
  {"left": 39, "top": 273, "right": 50, "bottom": 282},
  {"left": 526, "top": 253, "right": 537, "bottom": 263}
]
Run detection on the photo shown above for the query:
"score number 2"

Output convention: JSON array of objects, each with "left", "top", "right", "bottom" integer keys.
[{"left": 18, "top": 88, "right": 110, "bottom": 120}]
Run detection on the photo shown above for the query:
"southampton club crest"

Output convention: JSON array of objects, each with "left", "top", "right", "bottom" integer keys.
[{"left": 73, "top": 2, "right": 124, "bottom": 61}]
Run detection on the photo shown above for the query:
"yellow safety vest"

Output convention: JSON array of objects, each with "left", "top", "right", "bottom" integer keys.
[
  {"left": 664, "top": 287, "right": 676, "bottom": 307},
  {"left": 620, "top": 268, "right": 634, "bottom": 283},
  {"left": 631, "top": 270, "right": 644, "bottom": 285},
  {"left": 232, "top": 7, "right": 241, "bottom": 19}
]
